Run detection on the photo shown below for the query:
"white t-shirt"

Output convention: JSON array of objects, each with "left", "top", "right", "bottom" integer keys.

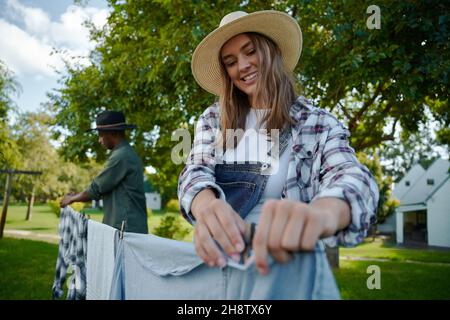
[{"left": 221, "top": 109, "right": 292, "bottom": 223}]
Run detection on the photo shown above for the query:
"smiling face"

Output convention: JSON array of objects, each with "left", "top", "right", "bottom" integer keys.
[{"left": 220, "top": 33, "right": 260, "bottom": 103}]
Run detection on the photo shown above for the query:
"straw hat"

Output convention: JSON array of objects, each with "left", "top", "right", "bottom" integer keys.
[{"left": 191, "top": 10, "right": 302, "bottom": 96}]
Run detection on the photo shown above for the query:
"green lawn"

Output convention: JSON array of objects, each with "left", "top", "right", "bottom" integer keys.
[
  {"left": 340, "top": 238, "right": 450, "bottom": 264},
  {"left": 0, "top": 238, "right": 58, "bottom": 299},
  {"left": 4, "top": 204, "right": 193, "bottom": 241},
  {"left": 1, "top": 236, "right": 449, "bottom": 300},
  {"left": 5, "top": 204, "right": 66, "bottom": 234},
  {"left": 1, "top": 205, "right": 450, "bottom": 300},
  {"left": 334, "top": 259, "right": 450, "bottom": 300}
]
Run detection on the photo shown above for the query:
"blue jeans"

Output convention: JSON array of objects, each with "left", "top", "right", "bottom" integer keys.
[
  {"left": 109, "top": 127, "right": 340, "bottom": 299},
  {"left": 109, "top": 232, "right": 339, "bottom": 300},
  {"left": 213, "top": 127, "right": 340, "bottom": 299}
]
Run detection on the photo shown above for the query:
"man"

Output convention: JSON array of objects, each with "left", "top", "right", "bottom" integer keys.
[{"left": 60, "top": 111, "right": 148, "bottom": 234}]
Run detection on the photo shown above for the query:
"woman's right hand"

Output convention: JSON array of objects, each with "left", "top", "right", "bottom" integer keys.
[{"left": 191, "top": 189, "right": 247, "bottom": 267}]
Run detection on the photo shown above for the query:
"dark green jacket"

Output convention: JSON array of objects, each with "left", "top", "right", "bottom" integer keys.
[{"left": 86, "top": 140, "right": 148, "bottom": 234}]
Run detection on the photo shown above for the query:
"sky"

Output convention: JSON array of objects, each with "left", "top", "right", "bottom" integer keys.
[
  {"left": 0, "top": 0, "right": 159, "bottom": 173},
  {"left": 0, "top": 0, "right": 110, "bottom": 113}
]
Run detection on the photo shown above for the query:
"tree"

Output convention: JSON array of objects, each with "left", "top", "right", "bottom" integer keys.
[
  {"left": 10, "top": 112, "right": 53, "bottom": 217},
  {"left": 49, "top": 0, "right": 449, "bottom": 202},
  {"left": 0, "top": 61, "right": 20, "bottom": 170},
  {"left": 296, "top": 0, "right": 449, "bottom": 150},
  {"left": 357, "top": 152, "right": 399, "bottom": 225},
  {"left": 46, "top": 0, "right": 450, "bottom": 269},
  {"left": 9, "top": 111, "right": 103, "bottom": 218},
  {"left": 378, "top": 116, "right": 448, "bottom": 183}
]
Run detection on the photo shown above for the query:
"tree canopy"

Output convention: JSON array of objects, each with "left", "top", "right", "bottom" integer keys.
[
  {"left": 0, "top": 61, "right": 20, "bottom": 169},
  {"left": 8, "top": 111, "right": 103, "bottom": 203},
  {"left": 48, "top": 0, "right": 449, "bottom": 202}
]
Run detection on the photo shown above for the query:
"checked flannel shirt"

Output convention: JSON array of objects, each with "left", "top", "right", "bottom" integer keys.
[
  {"left": 178, "top": 96, "right": 379, "bottom": 247},
  {"left": 52, "top": 206, "right": 88, "bottom": 300}
]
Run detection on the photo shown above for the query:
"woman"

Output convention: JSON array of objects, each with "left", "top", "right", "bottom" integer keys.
[{"left": 178, "top": 10, "right": 378, "bottom": 288}]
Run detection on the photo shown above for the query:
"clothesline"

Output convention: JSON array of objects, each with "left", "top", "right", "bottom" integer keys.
[{"left": 52, "top": 206, "right": 340, "bottom": 300}]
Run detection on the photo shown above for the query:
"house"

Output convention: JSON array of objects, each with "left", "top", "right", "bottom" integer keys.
[
  {"left": 388, "top": 159, "right": 450, "bottom": 248},
  {"left": 377, "top": 163, "right": 426, "bottom": 234},
  {"left": 144, "top": 179, "right": 161, "bottom": 210}
]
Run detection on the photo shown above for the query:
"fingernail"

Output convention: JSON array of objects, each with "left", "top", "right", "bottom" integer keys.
[
  {"left": 217, "top": 257, "right": 226, "bottom": 267},
  {"left": 230, "top": 253, "right": 241, "bottom": 262},
  {"left": 235, "top": 242, "right": 244, "bottom": 252},
  {"left": 258, "top": 266, "right": 268, "bottom": 275}
]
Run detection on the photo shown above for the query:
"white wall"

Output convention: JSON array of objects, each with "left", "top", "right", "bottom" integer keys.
[
  {"left": 427, "top": 179, "right": 450, "bottom": 248},
  {"left": 377, "top": 213, "right": 396, "bottom": 233},
  {"left": 396, "top": 210, "right": 404, "bottom": 244},
  {"left": 91, "top": 199, "right": 103, "bottom": 208},
  {"left": 145, "top": 192, "right": 161, "bottom": 210}
]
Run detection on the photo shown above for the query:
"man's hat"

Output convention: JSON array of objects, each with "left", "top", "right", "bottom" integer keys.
[{"left": 87, "top": 111, "right": 136, "bottom": 132}]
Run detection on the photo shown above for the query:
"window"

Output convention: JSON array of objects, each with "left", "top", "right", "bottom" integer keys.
[
  {"left": 426, "top": 179, "right": 434, "bottom": 185},
  {"left": 405, "top": 181, "right": 410, "bottom": 186}
]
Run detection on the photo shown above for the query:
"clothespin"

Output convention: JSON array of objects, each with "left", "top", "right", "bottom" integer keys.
[{"left": 119, "top": 220, "right": 126, "bottom": 239}]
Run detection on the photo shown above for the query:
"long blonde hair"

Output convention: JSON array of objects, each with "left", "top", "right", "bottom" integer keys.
[{"left": 218, "top": 32, "right": 297, "bottom": 149}]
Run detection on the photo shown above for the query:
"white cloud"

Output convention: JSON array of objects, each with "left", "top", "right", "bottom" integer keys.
[
  {"left": 49, "top": 5, "right": 108, "bottom": 53},
  {"left": 0, "top": 0, "right": 109, "bottom": 77},
  {"left": 0, "top": 19, "right": 63, "bottom": 76},
  {"left": 7, "top": 0, "right": 51, "bottom": 35}
]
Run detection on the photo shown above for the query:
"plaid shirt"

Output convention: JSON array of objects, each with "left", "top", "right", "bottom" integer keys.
[
  {"left": 178, "top": 96, "right": 379, "bottom": 247},
  {"left": 52, "top": 206, "right": 88, "bottom": 300}
]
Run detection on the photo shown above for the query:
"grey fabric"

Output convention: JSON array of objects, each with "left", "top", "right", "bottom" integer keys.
[
  {"left": 86, "top": 220, "right": 118, "bottom": 300},
  {"left": 109, "top": 232, "right": 340, "bottom": 300}
]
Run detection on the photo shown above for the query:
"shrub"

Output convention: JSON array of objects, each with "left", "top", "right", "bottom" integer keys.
[
  {"left": 165, "top": 199, "right": 180, "bottom": 212},
  {"left": 47, "top": 197, "right": 85, "bottom": 218},
  {"left": 153, "top": 213, "right": 191, "bottom": 241},
  {"left": 47, "top": 198, "right": 61, "bottom": 217},
  {"left": 71, "top": 202, "right": 85, "bottom": 213}
]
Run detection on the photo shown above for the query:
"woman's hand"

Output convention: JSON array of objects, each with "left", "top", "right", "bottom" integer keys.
[
  {"left": 253, "top": 198, "right": 351, "bottom": 275},
  {"left": 191, "top": 189, "right": 247, "bottom": 267}
]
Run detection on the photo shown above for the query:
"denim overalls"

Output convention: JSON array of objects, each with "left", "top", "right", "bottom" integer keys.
[{"left": 215, "top": 127, "right": 341, "bottom": 299}]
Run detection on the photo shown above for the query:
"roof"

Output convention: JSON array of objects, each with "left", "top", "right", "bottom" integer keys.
[
  {"left": 392, "top": 163, "right": 425, "bottom": 199},
  {"left": 397, "top": 159, "right": 449, "bottom": 206},
  {"left": 426, "top": 175, "right": 450, "bottom": 202}
]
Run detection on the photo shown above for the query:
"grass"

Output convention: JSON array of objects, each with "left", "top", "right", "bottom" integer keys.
[
  {"left": 1, "top": 236, "right": 449, "bottom": 300},
  {"left": 340, "top": 237, "right": 450, "bottom": 264},
  {"left": 334, "top": 259, "right": 450, "bottom": 300},
  {"left": 1, "top": 205, "right": 450, "bottom": 300},
  {"left": 5, "top": 204, "right": 66, "bottom": 234},
  {"left": 334, "top": 238, "right": 450, "bottom": 299},
  {"left": 4, "top": 204, "right": 194, "bottom": 241},
  {"left": 0, "top": 238, "right": 58, "bottom": 300}
]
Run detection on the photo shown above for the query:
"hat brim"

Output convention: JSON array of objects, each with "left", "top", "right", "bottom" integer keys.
[
  {"left": 86, "top": 124, "right": 136, "bottom": 132},
  {"left": 191, "top": 10, "right": 302, "bottom": 96}
]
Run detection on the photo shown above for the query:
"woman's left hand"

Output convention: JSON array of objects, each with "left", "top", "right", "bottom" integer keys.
[{"left": 252, "top": 198, "right": 350, "bottom": 275}]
